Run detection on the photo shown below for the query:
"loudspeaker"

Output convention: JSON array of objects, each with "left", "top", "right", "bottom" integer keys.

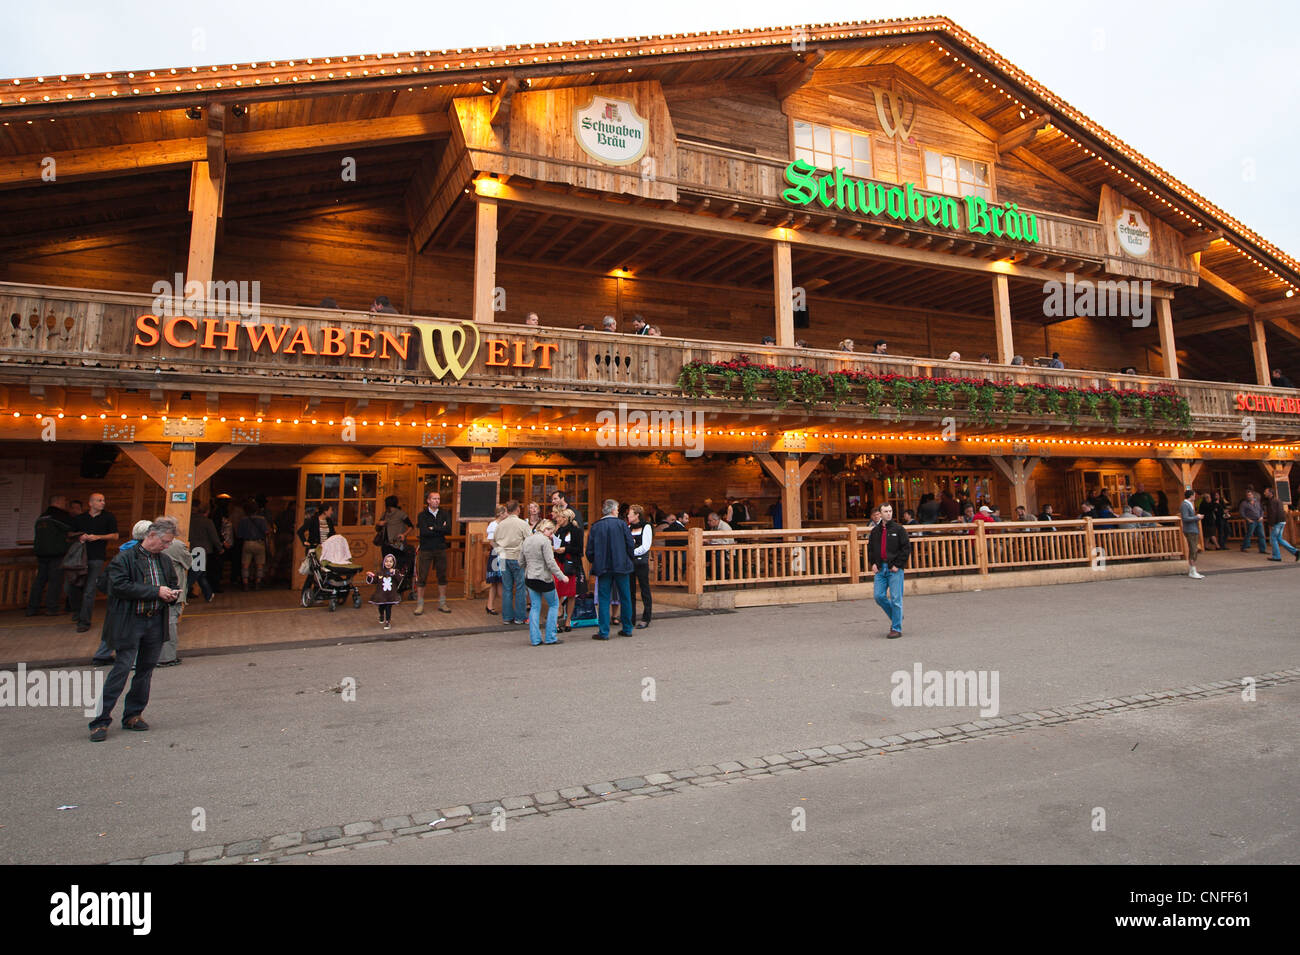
[
  {"left": 80, "top": 444, "right": 120, "bottom": 479},
  {"left": 794, "top": 302, "right": 810, "bottom": 329}
]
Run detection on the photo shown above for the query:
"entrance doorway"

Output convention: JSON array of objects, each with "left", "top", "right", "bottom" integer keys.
[
  {"left": 293, "top": 465, "right": 390, "bottom": 587},
  {"left": 206, "top": 467, "right": 299, "bottom": 589}
]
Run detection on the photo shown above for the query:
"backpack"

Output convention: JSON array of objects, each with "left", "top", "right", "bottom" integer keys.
[{"left": 33, "top": 515, "right": 71, "bottom": 558}]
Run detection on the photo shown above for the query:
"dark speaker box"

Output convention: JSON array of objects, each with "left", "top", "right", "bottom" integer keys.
[{"left": 80, "top": 444, "right": 120, "bottom": 479}]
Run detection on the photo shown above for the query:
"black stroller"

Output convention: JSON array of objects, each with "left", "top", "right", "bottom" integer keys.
[{"left": 300, "top": 547, "right": 363, "bottom": 611}]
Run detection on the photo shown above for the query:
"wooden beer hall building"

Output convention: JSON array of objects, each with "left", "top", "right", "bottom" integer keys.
[{"left": 2, "top": 15, "right": 1299, "bottom": 607}]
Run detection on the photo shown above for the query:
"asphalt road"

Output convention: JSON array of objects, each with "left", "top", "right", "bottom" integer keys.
[{"left": 2, "top": 566, "right": 1296, "bottom": 864}]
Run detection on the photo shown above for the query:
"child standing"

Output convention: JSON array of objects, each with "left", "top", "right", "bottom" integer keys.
[{"left": 367, "top": 553, "right": 405, "bottom": 630}]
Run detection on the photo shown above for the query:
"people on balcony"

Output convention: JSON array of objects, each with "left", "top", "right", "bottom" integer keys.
[
  {"left": 872, "top": 340, "right": 889, "bottom": 355},
  {"left": 631, "top": 314, "right": 651, "bottom": 335},
  {"left": 1048, "top": 352, "right": 1066, "bottom": 369},
  {"left": 369, "top": 295, "right": 398, "bottom": 315},
  {"left": 1273, "top": 368, "right": 1295, "bottom": 388},
  {"left": 838, "top": 338, "right": 855, "bottom": 353},
  {"left": 601, "top": 315, "right": 618, "bottom": 332},
  {"left": 525, "top": 312, "right": 540, "bottom": 326}
]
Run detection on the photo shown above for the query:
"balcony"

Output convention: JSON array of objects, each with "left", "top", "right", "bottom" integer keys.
[{"left": 1, "top": 281, "right": 1298, "bottom": 443}]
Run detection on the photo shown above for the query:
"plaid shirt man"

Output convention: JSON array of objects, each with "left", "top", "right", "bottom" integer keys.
[{"left": 134, "top": 549, "right": 166, "bottom": 616}]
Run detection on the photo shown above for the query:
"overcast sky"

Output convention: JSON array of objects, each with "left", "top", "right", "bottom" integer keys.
[{"left": 5, "top": 0, "right": 1296, "bottom": 259}]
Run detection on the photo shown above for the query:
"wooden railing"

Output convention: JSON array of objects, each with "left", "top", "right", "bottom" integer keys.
[
  {"left": 650, "top": 517, "right": 1188, "bottom": 593},
  {"left": 676, "top": 140, "right": 1106, "bottom": 261},
  {"left": 2, "top": 281, "right": 1299, "bottom": 437}
]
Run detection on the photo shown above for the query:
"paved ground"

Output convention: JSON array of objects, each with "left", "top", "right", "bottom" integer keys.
[{"left": 0, "top": 558, "right": 1296, "bottom": 865}]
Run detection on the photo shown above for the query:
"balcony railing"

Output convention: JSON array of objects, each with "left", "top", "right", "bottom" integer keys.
[{"left": 1, "top": 281, "right": 1297, "bottom": 438}]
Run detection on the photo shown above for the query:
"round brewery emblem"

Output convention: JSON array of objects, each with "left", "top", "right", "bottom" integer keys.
[
  {"left": 1116, "top": 208, "right": 1151, "bottom": 257},
  {"left": 574, "top": 95, "right": 649, "bottom": 167}
]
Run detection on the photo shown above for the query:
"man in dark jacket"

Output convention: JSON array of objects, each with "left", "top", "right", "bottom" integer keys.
[
  {"left": 88, "top": 517, "right": 181, "bottom": 742},
  {"left": 585, "top": 499, "right": 636, "bottom": 640},
  {"left": 415, "top": 491, "right": 453, "bottom": 614},
  {"left": 1263, "top": 487, "right": 1299, "bottom": 561},
  {"left": 27, "top": 495, "right": 74, "bottom": 616},
  {"left": 867, "top": 503, "right": 912, "bottom": 639}
]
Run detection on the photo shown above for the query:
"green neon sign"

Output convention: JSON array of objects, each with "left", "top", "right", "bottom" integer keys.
[{"left": 780, "top": 159, "right": 1040, "bottom": 244}]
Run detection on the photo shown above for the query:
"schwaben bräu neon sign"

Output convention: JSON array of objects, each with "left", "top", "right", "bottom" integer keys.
[{"left": 780, "top": 159, "right": 1040, "bottom": 244}]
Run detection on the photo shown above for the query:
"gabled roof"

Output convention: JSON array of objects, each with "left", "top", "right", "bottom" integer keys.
[{"left": 2, "top": 15, "right": 1296, "bottom": 293}]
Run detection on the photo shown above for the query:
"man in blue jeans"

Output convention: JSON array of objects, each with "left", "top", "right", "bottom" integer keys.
[
  {"left": 491, "top": 501, "right": 532, "bottom": 624},
  {"left": 585, "top": 499, "right": 636, "bottom": 640},
  {"left": 1263, "top": 487, "right": 1299, "bottom": 561},
  {"left": 867, "top": 503, "right": 912, "bottom": 639},
  {"left": 1238, "top": 491, "right": 1269, "bottom": 554}
]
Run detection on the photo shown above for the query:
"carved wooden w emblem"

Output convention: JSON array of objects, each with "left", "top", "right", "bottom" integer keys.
[
  {"left": 870, "top": 85, "right": 917, "bottom": 141},
  {"left": 412, "top": 319, "right": 481, "bottom": 380}
]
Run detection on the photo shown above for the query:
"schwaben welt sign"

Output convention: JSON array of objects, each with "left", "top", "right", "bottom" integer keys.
[
  {"left": 1236, "top": 391, "right": 1300, "bottom": 415},
  {"left": 780, "top": 159, "right": 1041, "bottom": 245},
  {"left": 132, "top": 314, "right": 558, "bottom": 381}
]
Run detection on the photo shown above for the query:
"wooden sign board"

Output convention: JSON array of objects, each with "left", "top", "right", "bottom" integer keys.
[{"left": 457, "top": 462, "right": 501, "bottom": 523}]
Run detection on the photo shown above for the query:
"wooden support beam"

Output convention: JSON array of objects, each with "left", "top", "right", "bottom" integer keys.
[
  {"left": 473, "top": 197, "right": 498, "bottom": 324},
  {"left": 996, "top": 113, "right": 1051, "bottom": 157},
  {"left": 1266, "top": 316, "right": 1300, "bottom": 348},
  {"left": 185, "top": 160, "right": 221, "bottom": 288},
  {"left": 118, "top": 445, "right": 168, "bottom": 488},
  {"left": 992, "top": 272, "right": 1015, "bottom": 364},
  {"left": 798, "top": 453, "right": 824, "bottom": 486},
  {"left": 1199, "top": 265, "right": 1261, "bottom": 311},
  {"left": 205, "top": 102, "right": 226, "bottom": 198},
  {"left": 1256, "top": 297, "right": 1300, "bottom": 320},
  {"left": 1249, "top": 315, "right": 1271, "bottom": 387},
  {"left": 774, "top": 241, "right": 794, "bottom": 348},
  {"left": 195, "top": 445, "right": 245, "bottom": 486},
  {"left": 775, "top": 48, "right": 825, "bottom": 100},
  {"left": 1181, "top": 230, "right": 1223, "bottom": 255},
  {"left": 487, "top": 74, "right": 519, "bottom": 131},
  {"left": 1156, "top": 297, "right": 1179, "bottom": 380},
  {"left": 783, "top": 454, "right": 803, "bottom": 531}
]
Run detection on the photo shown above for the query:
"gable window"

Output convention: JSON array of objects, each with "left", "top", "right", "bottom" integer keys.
[
  {"left": 924, "top": 150, "right": 991, "bottom": 200},
  {"left": 793, "top": 120, "right": 873, "bottom": 179}
]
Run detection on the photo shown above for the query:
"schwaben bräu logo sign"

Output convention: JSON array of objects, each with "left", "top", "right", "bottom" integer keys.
[
  {"left": 574, "top": 95, "right": 649, "bottom": 166},
  {"left": 1236, "top": 391, "right": 1300, "bottom": 415},
  {"left": 132, "top": 315, "right": 559, "bottom": 381},
  {"left": 780, "top": 159, "right": 1040, "bottom": 245}
]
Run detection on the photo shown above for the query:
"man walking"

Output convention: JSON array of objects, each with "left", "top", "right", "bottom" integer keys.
[
  {"left": 492, "top": 500, "right": 531, "bottom": 625},
  {"left": 87, "top": 518, "right": 181, "bottom": 742},
  {"left": 236, "top": 501, "right": 270, "bottom": 590},
  {"left": 71, "top": 492, "right": 119, "bottom": 633},
  {"left": 27, "top": 494, "right": 74, "bottom": 616},
  {"left": 586, "top": 499, "right": 636, "bottom": 640},
  {"left": 1262, "top": 486, "right": 1299, "bottom": 562},
  {"left": 1239, "top": 490, "right": 1268, "bottom": 555},
  {"left": 868, "top": 503, "right": 911, "bottom": 638},
  {"left": 414, "top": 490, "right": 454, "bottom": 614},
  {"left": 188, "top": 503, "right": 221, "bottom": 602},
  {"left": 1180, "top": 489, "right": 1205, "bottom": 578}
]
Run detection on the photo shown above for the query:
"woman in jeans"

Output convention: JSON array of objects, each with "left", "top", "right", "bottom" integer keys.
[
  {"left": 521, "top": 519, "right": 569, "bottom": 646},
  {"left": 626, "top": 504, "right": 654, "bottom": 630}
]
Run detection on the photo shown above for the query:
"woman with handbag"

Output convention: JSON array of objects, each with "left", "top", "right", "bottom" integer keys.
[
  {"left": 552, "top": 508, "right": 582, "bottom": 632},
  {"left": 521, "top": 519, "right": 569, "bottom": 646}
]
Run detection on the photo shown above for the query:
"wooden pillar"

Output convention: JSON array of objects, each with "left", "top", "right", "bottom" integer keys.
[
  {"left": 1249, "top": 315, "right": 1270, "bottom": 387},
  {"left": 989, "top": 455, "right": 1039, "bottom": 514},
  {"left": 773, "top": 240, "right": 794, "bottom": 347},
  {"left": 472, "top": 197, "right": 498, "bottom": 324},
  {"left": 1156, "top": 297, "right": 1179, "bottom": 380},
  {"left": 846, "top": 525, "right": 860, "bottom": 584},
  {"left": 186, "top": 161, "right": 222, "bottom": 288},
  {"left": 992, "top": 273, "right": 1014, "bottom": 364},
  {"left": 783, "top": 453, "right": 802, "bottom": 531},
  {"left": 974, "top": 520, "right": 989, "bottom": 575},
  {"left": 686, "top": 526, "right": 705, "bottom": 595},
  {"left": 1161, "top": 457, "right": 1203, "bottom": 491},
  {"left": 163, "top": 444, "right": 197, "bottom": 539}
]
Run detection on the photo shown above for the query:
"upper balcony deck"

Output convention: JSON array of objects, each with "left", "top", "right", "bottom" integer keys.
[{"left": 1, "top": 281, "right": 1297, "bottom": 444}]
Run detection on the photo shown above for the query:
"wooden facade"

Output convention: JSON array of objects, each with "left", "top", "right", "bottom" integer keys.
[{"left": 2, "top": 17, "right": 1298, "bottom": 606}]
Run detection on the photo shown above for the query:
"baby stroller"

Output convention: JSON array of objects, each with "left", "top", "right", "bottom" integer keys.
[{"left": 300, "top": 536, "right": 363, "bottom": 611}]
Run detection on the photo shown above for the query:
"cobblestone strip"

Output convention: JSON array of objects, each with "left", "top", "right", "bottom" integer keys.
[{"left": 106, "top": 668, "right": 1299, "bottom": 865}]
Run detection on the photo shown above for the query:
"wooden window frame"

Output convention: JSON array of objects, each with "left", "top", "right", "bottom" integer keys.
[
  {"left": 918, "top": 144, "right": 996, "bottom": 203},
  {"left": 789, "top": 117, "right": 875, "bottom": 181}
]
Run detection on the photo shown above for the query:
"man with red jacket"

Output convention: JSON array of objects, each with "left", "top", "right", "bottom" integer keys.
[{"left": 868, "top": 503, "right": 912, "bottom": 639}]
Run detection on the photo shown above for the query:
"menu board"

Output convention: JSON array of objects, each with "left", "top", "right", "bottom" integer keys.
[{"left": 0, "top": 472, "right": 46, "bottom": 549}]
